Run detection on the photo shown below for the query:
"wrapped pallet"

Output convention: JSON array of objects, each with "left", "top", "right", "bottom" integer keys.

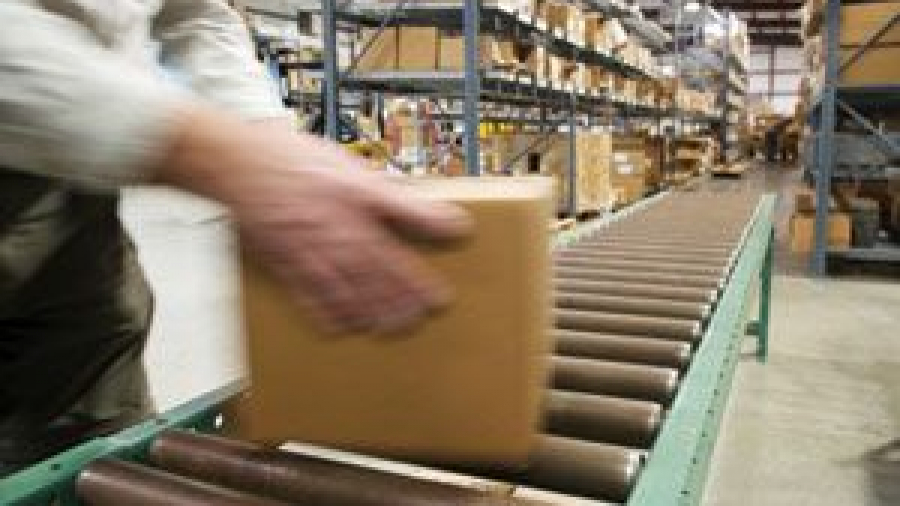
[{"left": 540, "top": 133, "right": 615, "bottom": 213}]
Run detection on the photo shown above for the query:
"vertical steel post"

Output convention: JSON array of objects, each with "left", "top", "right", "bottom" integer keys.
[
  {"left": 721, "top": 10, "right": 730, "bottom": 164},
  {"left": 568, "top": 89, "right": 577, "bottom": 216},
  {"left": 322, "top": 0, "right": 340, "bottom": 140},
  {"left": 376, "top": 93, "right": 385, "bottom": 138},
  {"left": 813, "top": 0, "right": 839, "bottom": 275},
  {"left": 757, "top": 227, "right": 774, "bottom": 362},
  {"left": 463, "top": 0, "right": 481, "bottom": 175},
  {"left": 767, "top": 44, "right": 775, "bottom": 104}
]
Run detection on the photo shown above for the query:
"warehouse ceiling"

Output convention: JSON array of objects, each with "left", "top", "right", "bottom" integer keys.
[
  {"left": 711, "top": 0, "right": 802, "bottom": 46},
  {"left": 243, "top": 0, "right": 803, "bottom": 47},
  {"left": 639, "top": 0, "right": 802, "bottom": 46}
]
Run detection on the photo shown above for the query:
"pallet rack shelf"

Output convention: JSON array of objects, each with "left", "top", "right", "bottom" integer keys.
[
  {"left": 253, "top": 0, "right": 723, "bottom": 215},
  {"left": 804, "top": 0, "right": 900, "bottom": 273}
]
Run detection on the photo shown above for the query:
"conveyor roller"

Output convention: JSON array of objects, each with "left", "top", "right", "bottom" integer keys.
[
  {"left": 554, "top": 330, "right": 692, "bottom": 369},
  {"left": 551, "top": 355, "right": 680, "bottom": 403}
]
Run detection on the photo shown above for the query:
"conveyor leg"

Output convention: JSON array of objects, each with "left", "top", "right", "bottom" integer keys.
[{"left": 755, "top": 228, "right": 774, "bottom": 362}]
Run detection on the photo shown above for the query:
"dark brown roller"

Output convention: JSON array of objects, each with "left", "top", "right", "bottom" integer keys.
[
  {"left": 77, "top": 458, "right": 288, "bottom": 506},
  {"left": 555, "top": 308, "right": 702, "bottom": 341},
  {"left": 557, "top": 248, "right": 731, "bottom": 267},
  {"left": 570, "top": 241, "right": 733, "bottom": 256},
  {"left": 554, "top": 256, "right": 725, "bottom": 277},
  {"left": 551, "top": 356, "right": 679, "bottom": 404},
  {"left": 555, "top": 292, "right": 711, "bottom": 320},
  {"left": 554, "top": 267, "right": 723, "bottom": 290},
  {"left": 555, "top": 244, "right": 731, "bottom": 267},
  {"left": 545, "top": 390, "right": 662, "bottom": 448},
  {"left": 148, "top": 430, "right": 509, "bottom": 506},
  {"left": 593, "top": 231, "right": 741, "bottom": 245},
  {"left": 585, "top": 238, "right": 738, "bottom": 251},
  {"left": 554, "top": 330, "right": 692, "bottom": 369},
  {"left": 555, "top": 278, "right": 717, "bottom": 303},
  {"left": 513, "top": 435, "right": 642, "bottom": 502}
]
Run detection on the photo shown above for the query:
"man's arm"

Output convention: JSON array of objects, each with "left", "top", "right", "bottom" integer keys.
[
  {"left": 153, "top": 0, "right": 288, "bottom": 121},
  {"left": 0, "top": 3, "right": 188, "bottom": 187},
  {"left": 0, "top": 4, "right": 470, "bottom": 332}
]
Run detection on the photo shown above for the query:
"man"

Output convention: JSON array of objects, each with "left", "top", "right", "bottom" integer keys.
[{"left": 0, "top": 0, "right": 469, "bottom": 474}]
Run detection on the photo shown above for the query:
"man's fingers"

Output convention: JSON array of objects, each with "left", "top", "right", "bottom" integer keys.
[
  {"left": 367, "top": 189, "right": 472, "bottom": 243},
  {"left": 284, "top": 251, "right": 372, "bottom": 333},
  {"left": 373, "top": 233, "right": 454, "bottom": 314}
]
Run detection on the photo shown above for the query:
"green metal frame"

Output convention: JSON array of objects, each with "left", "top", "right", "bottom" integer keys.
[
  {"left": 628, "top": 194, "right": 775, "bottom": 506},
  {"left": 0, "top": 382, "right": 243, "bottom": 506},
  {"left": 0, "top": 194, "right": 775, "bottom": 506}
]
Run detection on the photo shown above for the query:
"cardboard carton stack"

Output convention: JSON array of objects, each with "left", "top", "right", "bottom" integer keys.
[
  {"left": 538, "top": 133, "right": 616, "bottom": 213},
  {"left": 789, "top": 187, "right": 852, "bottom": 253},
  {"left": 610, "top": 136, "right": 650, "bottom": 205},
  {"left": 670, "top": 136, "right": 716, "bottom": 180},
  {"left": 354, "top": 27, "right": 519, "bottom": 73}
]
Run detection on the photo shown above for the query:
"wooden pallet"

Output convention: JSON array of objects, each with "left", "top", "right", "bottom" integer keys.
[{"left": 711, "top": 163, "right": 746, "bottom": 179}]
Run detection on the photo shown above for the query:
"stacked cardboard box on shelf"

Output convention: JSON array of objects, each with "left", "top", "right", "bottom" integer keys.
[
  {"left": 670, "top": 136, "right": 716, "bottom": 179},
  {"left": 789, "top": 188, "right": 852, "bottom": 253},
  {"left": 355, "top": 27, "right": 520, "bottom": 72},
  {"left": 803, "top": 1, "right": 900, "bottom": 91},
  {"left": 616, "top": 36, "right": 655, "bottom": 75},
  {"left": 635, "top": 79, "right": 659, "bottom": 108}
]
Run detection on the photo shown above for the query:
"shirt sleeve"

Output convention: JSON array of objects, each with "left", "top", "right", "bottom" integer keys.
[
  {"left": 0, "top": 4, "right": 188, "bottom": 189},
  {"left": 154, "top": 0, "right": 290, "bottom": 121}
]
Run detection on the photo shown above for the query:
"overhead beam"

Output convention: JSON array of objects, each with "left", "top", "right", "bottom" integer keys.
[
  {"left": 744, "top": 18, "right": 801, "bottom": 29},
  {"left": 709, "top": 1, "right": 802, "bottom": 11},
  {"left": 748, "top": 32, "right": 802, "bottom": 46}
]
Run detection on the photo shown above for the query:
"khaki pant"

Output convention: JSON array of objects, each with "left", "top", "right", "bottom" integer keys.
[{"left": 0, "top": 172, "right": 154, "bottom": 474}]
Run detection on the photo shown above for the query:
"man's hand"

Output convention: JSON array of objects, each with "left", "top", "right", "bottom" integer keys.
[{"left": 159, "top": 108, "right": 471, "bottom": 333}]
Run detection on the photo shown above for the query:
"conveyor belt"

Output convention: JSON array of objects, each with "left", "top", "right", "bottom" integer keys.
[{"left": 19, "top": 190, "right": 770, "bottom": 506}]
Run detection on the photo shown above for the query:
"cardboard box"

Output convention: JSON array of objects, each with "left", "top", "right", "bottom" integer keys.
[
  {"left": 794, "top": 187, "right": 837, "bottom": 213},
  {"left": 398, "top": 27, "right": 439, "bottom": 70},
  {"left": 838, "top": 46, "right": 900, "bottom": 86},
  {"left": 841, "top": 2, "right": 900, "bottom": 46},
  {"left": 790, "top": 211, "right": 852, "bottom": 253},
  {"left": 610, "top": 148, "right": 647, "bottom": 204},
  {"left": 579, "top": 14, "right": 605, "bottom": 48},
  {"left": 241, "top": 177, "right": 553, "bottom": 465},
  {"left": 516, "top": 44, "right": 548, "bottom": 78},
  {"left": 437, "top": 33, "right": 515, "bottom": 71},
  {"left": 356, "top": 28, "right": 399, "bottom": 72},
  {"left": 814, "top": 2, "right": 900, "bottom": 86},
  {"left": 795, "top": 188, "right": 816, "bottom": 213}
]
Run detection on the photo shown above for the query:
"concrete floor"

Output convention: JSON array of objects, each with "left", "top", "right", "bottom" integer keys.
[
  {"left": 703, "top": 166, "right": 900, "bottom": 506},
  {"left": 121, "top": 169, "right": 900, "bottom": 505}
]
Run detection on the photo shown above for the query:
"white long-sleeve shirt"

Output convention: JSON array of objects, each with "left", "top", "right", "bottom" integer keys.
[{"left": 0, "top": 0, "right": 288, "bottom": 189}]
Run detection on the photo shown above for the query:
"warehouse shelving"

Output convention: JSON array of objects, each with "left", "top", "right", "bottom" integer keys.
[
  {"left": 254, "top": 0, "right": 725, "bottom": 215},
  {"left": 803, "top": 0, "right": 900, "bottom": 274},
  {"left": 651, "top": 2, "right": 747, "bottom": 169}
]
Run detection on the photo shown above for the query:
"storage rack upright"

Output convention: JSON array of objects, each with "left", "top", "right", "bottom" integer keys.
[
  {"left": 719, "top": 10, "right": 747, "bottom": 164},
  {"left": 804, "top": 0, "right": 900, "bottom": 274}
]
